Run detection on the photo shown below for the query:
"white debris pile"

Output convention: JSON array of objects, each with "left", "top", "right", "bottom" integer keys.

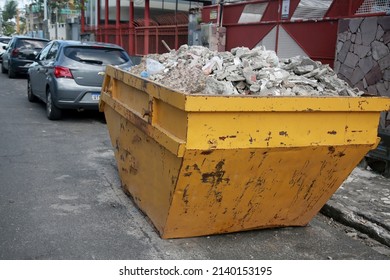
[{"left": 128, "top": 45, "right": 364, "bottom": 96}]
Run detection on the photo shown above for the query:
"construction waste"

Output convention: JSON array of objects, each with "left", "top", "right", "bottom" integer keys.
[{"left": 128, "top": 45, "right": 364, "bottom": 96}]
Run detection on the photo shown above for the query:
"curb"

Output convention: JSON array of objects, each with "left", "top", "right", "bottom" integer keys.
[{"left": 321, "top": 201, "right": 390, "bottom": 247}]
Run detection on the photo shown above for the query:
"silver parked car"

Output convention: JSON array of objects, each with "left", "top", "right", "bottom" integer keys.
[{"left": 27, "top": 40, "right": 133, "bottom": 120}]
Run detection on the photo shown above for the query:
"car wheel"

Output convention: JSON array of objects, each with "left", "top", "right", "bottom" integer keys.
[
  {"left": 8, "top": 64, "right": 16, "bottom": 78},
  {"left": 46, "top": 88, "right": 62, "bottom": 120},
  {"left": 27, "top": 79, "right": 38, "bottom": 102},
  {"left": 1, "top": 62, "right": 6, "bottom": 74}
]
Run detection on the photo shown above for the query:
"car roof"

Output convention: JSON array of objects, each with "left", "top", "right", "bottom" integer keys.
[
  {"left": 53, "top": 40, "right": 125, "bottom": 50},
  {"left": 11, "top": 35, "right": 49, "bottom": 41}
]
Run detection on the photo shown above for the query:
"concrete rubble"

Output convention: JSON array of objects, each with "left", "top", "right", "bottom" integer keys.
[{"left": 128, "top": 44, "right": 364, "bottom": 96}]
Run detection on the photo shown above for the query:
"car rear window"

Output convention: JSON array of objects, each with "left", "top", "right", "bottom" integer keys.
[
  {"left": 16, "top": 39, "right": 47, "bottom": 49},
  {"left": 64, "top": 46, "right": 130, "bottom": 65}
]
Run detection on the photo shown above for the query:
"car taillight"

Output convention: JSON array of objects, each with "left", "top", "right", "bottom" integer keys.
[
  {"left": 11, "top": 48, "right": 19, "bottom": 57},
  {"left": 54, "top": 66, "right": 73, "bottom": 79}
]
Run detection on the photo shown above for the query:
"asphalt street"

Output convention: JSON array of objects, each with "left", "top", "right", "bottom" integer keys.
[{"left": 0, "top": 71, "right": 389, "bottom": 260}]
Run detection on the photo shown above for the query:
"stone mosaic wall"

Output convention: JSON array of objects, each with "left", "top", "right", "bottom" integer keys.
[{"left": 334, "top": 16, "right": 390, "bottom": 97}]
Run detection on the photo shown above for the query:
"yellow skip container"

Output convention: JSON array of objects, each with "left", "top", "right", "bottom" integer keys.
[{"left": 100, "top": 65, "right": 390, "bottom": 238}]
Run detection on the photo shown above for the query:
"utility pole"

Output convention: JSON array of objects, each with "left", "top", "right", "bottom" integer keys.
[
  {"left": 44, "top": 0, "right": 49, "bottom": 39},
  {"left": 16, "top": 9, "right": 20, "bottom": 34}
]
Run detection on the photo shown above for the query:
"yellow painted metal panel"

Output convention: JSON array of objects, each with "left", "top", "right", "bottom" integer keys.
[
  {"left": 163, "top": 144, "right": 373, "bottom": 238},
  {"left": 186, "top": 111, "right": 381, "bottom": 150},
  {"left": 104, "top": 105, "right": 182, "bottom": 233},
  {"left": 101, "top": 91, "right": 186, "bottom": 157},
  {"left": 153, "top": 99, "right": 188, "bottom": 142},
  {"left": 183, "top": 95, "right": 390, "bottom": 112},
  {"left": 116, "top": 81, "right": 150, "bottom": 120}
]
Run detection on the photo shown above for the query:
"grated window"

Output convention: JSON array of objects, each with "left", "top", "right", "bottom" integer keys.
[
  {"left": 291, "top": 0, "right": 333, "bottom": 20},
  {"left": 356, "top": 0, "right": 390, "bottom": 15}
]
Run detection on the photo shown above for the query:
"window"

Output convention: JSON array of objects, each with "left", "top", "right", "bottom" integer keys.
[
  {"left": 16, "top": 39, "right": 48, "bottom": 50},
  {"left": 64, "top": 46, "right": 130, "bottom": 65},
  {"left": 46, "top": 43, "right": 59, "bottom": 60},
  {"left": 38, "top": 43, "right": 52, "bottom": 61}
]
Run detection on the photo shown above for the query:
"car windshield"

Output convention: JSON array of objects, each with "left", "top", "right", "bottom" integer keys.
[
  {"left": 64, "top": 46, "right": 130, "bottom": 65},
  {"left": 16, "top": 39, "right": 47, "bottom": 49}
]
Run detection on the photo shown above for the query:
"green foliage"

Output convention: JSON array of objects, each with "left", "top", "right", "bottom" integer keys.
[
  {"left": 2, "top": 0, "right": 18, "bottom": 21},
  {"left": 3, "top": 22, "right": 15, "bottom": 36},
  {"left": 30, "top": 0, "right": 87, "bottom": 11}
]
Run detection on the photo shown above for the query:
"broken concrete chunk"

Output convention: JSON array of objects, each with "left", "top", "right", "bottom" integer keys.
[
  {"left": 128, "top": 44, "right": 363, "bottom": 97},
  {"left": 226, "top": 73, "right": 246, "bottom": 82},
  {"left": 294, "top": 65, "right": 315, "bottom": 75},
  {"left": 243, "top": 68, "right": 257, "bottom": 85},
  {"left": 203, "top": 77, "right": 238, "bottom": 95},
  {"left": 249, "top": 84, "right": 261, "bottom": 92}
]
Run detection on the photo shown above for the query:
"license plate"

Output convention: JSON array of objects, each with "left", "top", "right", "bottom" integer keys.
[{"left": 92, "top": 94, "right": 100, "bottom": 101}]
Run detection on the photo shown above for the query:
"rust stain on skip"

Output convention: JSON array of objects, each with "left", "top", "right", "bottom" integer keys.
[
  {"left": 279, "top": 131, "right": 288, "bottom": 136},
  {"left": 327, "top": 130, "right": 337, "bottom": 135},
  {"left": 201, "top": 160, "right": 229, "bottom": 186},
  {"left": 328, "top": 146, "right": 335, "bottom": 154},
  {"left": 219, "top": 135, "right": 237, "bottom": 141}
]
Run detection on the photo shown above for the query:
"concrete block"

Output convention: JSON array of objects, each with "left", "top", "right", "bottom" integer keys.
[
  {"left": 383, "top": 69, "right": 390, "bottom": 81},
  {"left": 361, "top": 17, "right": 378, "bottom": 46},
  {"left": 365, "top": 63, "right": 382, "bottom": 86},
  {"left": 367, "top": 85, "right": 378, "bottom": 95},
  {"left": 378, "top": 16, "right": 390, "bottom": 31},
  {"left": 371, "top": 41, "right": 389, "bottom": 61},
  {"left": 344, "top": 52, "right": 360, "bottom": 68},
  {"left": 339, "top": 19, "right": 350, "bottom": 33},
  {"left": 359, "top": 56, "right": 374, "bottom": 74},
  {"left": 333, "top": 60, "right": 341, "bottom": 73},
  {"left": 355, "top": 80, "right": 365, "bottom": 91},
  {"left": 376, "top": 25, "right": 385, "bottom": 41},
  {"left": 376, "top": 82, "right": 389, "bottom": 97},
  {"left": 355, "top": 32, "right": 362, "bottom": 45},
  {"left": 338, "top": 32, "right": 348, "bottom": 43},
  {"left": 354, "top": 44, "right": 371, "bottom": 59},
  {"left": 351, "top": 34, "right": 356, "bottom": 43},
  {"left": 384, "top": 32, "right": 390, "bottom": 45},
  {"left": 350, "top": 67, "right": 365, "bottom": 86},
  {"left": 338, "top": 40, "right": 352, "bottom": 62},
  {"left": 336, "top": 41, "right": 344, "bottom": 54},
  {"left": 349, "top": 18, "right": 362, "bottom": 33},
  {"left": 379, "top": 54, "right": 390, "bottom": 71},
  {"left": 338, "top": 64, "right": 354, "bottom": 83}
]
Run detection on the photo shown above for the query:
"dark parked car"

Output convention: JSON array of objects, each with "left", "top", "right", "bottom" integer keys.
[
  {"left": 1, "top": 36, "right": 49, "bottom": 78},
  {"left": 27, "top": 40, "right": 133, "bottom": 120}
]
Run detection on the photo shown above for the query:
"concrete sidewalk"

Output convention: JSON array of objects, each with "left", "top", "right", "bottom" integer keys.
[{"left": 322, "top": 165, "right": 390, "bottom": 249}]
